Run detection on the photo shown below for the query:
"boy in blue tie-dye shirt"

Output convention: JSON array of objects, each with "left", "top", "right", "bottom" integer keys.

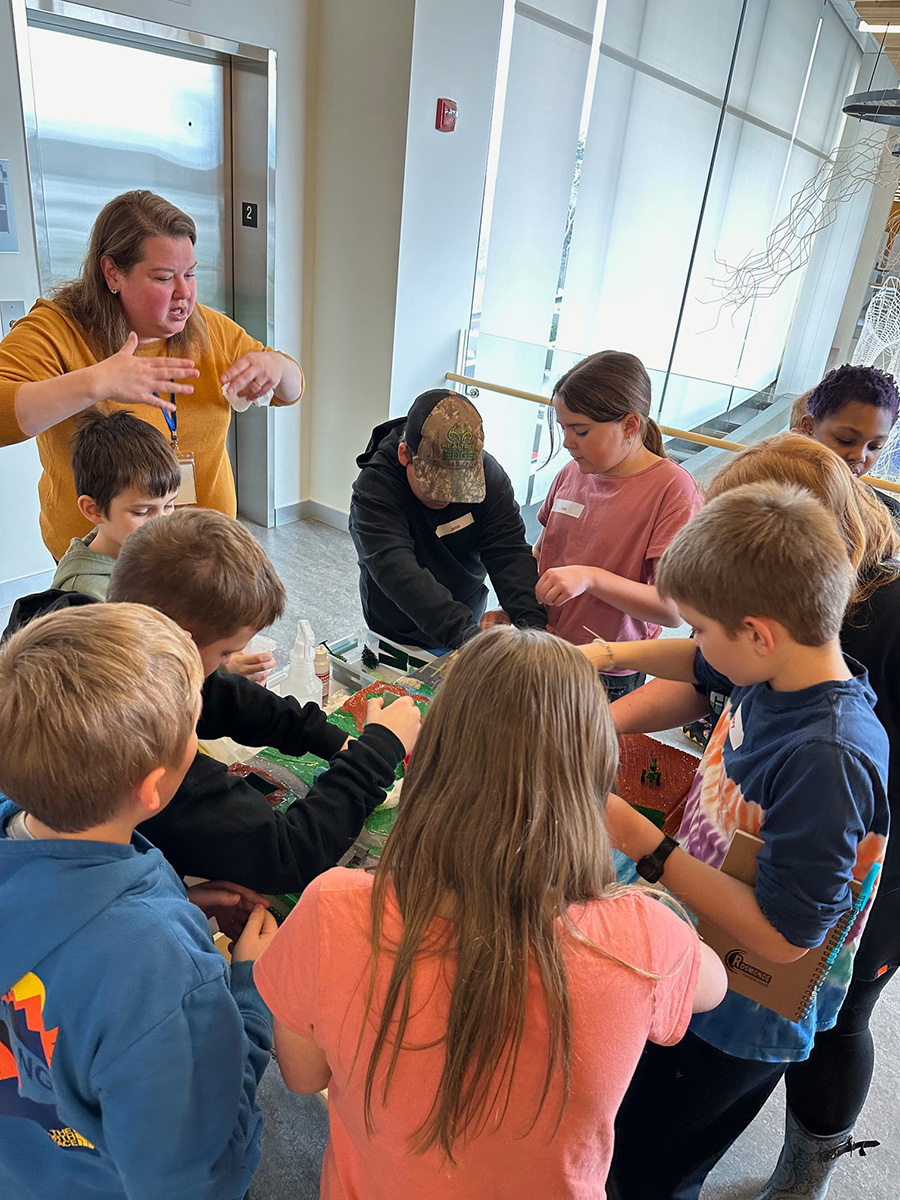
[{"left": 600, "top": 482, "right": 889, "bottom": 1200}]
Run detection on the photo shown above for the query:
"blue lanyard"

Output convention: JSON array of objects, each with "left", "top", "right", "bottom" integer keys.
[
  {"left": 162, "top": 404, "right": 177, "bottom": 443},
  {"left": 152, "top": 393, "right": 178, "bottom": 444},
  {"left": 156, "top": 337, "right": 178, "bottom": 445}
]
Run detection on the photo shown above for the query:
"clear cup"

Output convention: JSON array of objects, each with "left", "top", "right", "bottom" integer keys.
[{"left": 245, "top": 634, "right": 276, "bottom": 656}]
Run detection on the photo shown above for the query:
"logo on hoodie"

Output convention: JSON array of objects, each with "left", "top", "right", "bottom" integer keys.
[{"left": 0, "top": 972, "right": 96, "bottom": 1151}]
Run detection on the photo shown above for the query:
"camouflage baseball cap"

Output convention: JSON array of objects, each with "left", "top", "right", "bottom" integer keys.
[{"left": 405, "top": 390, "right": 486, "bottom": 504}]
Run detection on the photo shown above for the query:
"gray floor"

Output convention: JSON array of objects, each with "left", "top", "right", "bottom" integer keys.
[{"left": 2, "top": 517, "right": 896, "bottom": 1198}]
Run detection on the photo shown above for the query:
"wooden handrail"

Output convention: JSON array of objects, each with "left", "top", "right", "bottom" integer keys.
[{"left": 444, "top": 371, "right": 900, "bottom": 495}]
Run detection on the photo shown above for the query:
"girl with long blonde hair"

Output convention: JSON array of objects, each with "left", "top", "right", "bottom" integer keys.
[{"left": 255, "top": 628, "right": 723, "bottom": 1199}]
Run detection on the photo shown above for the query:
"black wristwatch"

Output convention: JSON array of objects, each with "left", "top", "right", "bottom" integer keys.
[{"left": 635, "top": 834, "right": 679, "bottom": 884}]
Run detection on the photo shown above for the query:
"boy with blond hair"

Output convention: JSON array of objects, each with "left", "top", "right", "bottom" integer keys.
[
  {"left": 51, "top": 409, "right": 181, "bottom": 600},
  {"left": 598, "top": 482, "right": 890, "bottom": 1200},
  {"left": 0, "top": 604, "right": 275, "bottom": 1200}
]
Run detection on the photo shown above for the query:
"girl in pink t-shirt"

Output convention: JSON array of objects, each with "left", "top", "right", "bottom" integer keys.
[
  {"left": 254, "top": 628, "right": 724, "bottom": 1200},
  {"left": 536, "top": 351, "right": 703, "bottom": 700}
]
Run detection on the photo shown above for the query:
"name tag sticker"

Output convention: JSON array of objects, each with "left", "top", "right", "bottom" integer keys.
[
  {"left": 435, "top": 512, "right": 475, "bottom": 538},
  {"left": 552, "top": 498, "right": 585, "bottom": 518},
  {"left": 728, "top": 703, "right": 744, "bottom": 750}
]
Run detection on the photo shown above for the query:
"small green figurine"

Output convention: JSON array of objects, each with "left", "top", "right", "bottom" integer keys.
[{"left": 641, "top": 755, "right": 662, "bottom": 787}]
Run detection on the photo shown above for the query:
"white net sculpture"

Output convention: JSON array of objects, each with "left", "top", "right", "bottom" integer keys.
[
  {"left": 852, "top": 276, "right": 900, "bottom": 371},
  {"left": 872, "top": 407, "right": 900, "bottom": 482}
]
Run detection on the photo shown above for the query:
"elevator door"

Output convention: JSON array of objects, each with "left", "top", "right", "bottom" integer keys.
[{"left": 27, "top": 24, "right": 231, "bottom": 314}]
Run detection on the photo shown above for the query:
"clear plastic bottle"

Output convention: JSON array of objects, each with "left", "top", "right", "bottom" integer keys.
[{"left": 284, "top": 620, "right": 323, "bottom": 706}]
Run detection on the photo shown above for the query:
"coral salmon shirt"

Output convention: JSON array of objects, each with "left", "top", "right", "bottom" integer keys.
[{"left": 255, "top": 868, "right": 700, "bottom": 1200}]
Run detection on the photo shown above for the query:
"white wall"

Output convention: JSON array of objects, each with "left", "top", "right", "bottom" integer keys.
[
  {"left": 389, "top": 0, "right": 504, "bottom": 418},
  {"left": 302, "top": 0, "right": 416, "bottom": 519},
  {"left": 0, "top": 0, "right": 307, "bottom": 584}
]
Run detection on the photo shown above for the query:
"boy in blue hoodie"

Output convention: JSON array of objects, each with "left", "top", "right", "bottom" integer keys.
[{"left": 0, "top": 603, "right": 275, "bottom": 1200}]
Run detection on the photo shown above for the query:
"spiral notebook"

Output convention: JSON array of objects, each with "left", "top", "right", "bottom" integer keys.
[{"left": 696, "top": 831, "right": 879, "bottom": 1023}]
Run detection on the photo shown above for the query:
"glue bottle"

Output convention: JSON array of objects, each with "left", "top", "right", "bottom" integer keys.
[
  {"left": 314, "top": 643, "right": 331, "bottom": 706},
  {"left": 284, "top": 620, "right": 323, "bottom": 707}
]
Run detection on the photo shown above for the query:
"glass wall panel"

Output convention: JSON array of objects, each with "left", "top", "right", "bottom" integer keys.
[
  {"left": 477, "top": 15, "right": 589, "bottom": 346},
  {"left": 467, "top": 0, "right": 893, "bottom": 437}
]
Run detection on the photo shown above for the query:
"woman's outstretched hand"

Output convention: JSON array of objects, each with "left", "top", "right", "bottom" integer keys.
[{"left": 88, "top": 332, "right": 198, "bottom": 411}]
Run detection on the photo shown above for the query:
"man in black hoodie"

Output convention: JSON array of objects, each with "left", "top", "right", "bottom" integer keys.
[{"left": 349, "top": 390, "right": 547, "bottom": 650}]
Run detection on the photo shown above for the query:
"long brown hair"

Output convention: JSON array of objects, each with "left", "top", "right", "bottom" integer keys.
[
  {"left": 706, "top": 433, "right": 900, "bottom": 613},
  {"left": 52, "top": 190, "right": 208, "bottom": 358},
  {"left": 363, "top": 627, "right": 622, "bottom": 1161},
  {"left": 552, "top": 350, "right": 666, "bottom": 457}
]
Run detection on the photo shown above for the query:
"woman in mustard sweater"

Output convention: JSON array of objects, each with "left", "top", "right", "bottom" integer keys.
[{"left": 0, "top": 190, "right": 303, "bottom": 559}]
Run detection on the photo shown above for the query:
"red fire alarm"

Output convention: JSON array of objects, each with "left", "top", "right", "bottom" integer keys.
[{"left": 436, "top": 97, "right": 458, "bottom": 133}]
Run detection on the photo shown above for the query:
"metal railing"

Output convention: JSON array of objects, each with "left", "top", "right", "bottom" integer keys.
[{"left": 444, "top": 371, "right": 900, "bottom": 494}]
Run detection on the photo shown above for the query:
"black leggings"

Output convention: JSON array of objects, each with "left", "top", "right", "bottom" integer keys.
[
  {"left": 785, "top": 967, "right": 897, "bottom": 1135},
  {"left": 609, "top": 1032, "right": 787, "bottom": 1200}
]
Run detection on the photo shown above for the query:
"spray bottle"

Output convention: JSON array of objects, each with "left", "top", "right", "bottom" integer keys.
[{"left": 284, "top": 619, "right": 323, "bottom": 706}]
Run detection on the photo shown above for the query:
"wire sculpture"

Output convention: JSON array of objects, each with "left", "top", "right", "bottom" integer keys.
[
  {"left": 852, "top": 275, "right": 900, "bottom": 371},
  {"left": 710, "top": 134, "right": 899, "bottom": 315}
]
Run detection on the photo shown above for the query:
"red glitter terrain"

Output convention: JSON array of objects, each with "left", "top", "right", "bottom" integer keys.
[
  {"left": 340, "top": 681, "right": 427, "bottom": 733},
  {"left": 615, "top": 733, "right": 699, "bottom": 836}
]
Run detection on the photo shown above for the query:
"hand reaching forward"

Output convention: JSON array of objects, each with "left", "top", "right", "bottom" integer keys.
[
  {"left": 535, "top": 565, "right": 597, "bottom": 606},
  {"left": 364, "top": 694, "right": 422, "bottom": 756},
  {"left": 232, "top": 905, "right": 279, "bottom": 963},
  {"left": 89, "top": 332, "right": 198, "bottom": 411},
  {"left": 225, "top": 650, "right": 276, "bottom": 686},
  {"left": 480, "top": 608, "right": 512, "bottom": 630},
  {"left": 187, "top": 880, "right": 271, "bottom": 941}
]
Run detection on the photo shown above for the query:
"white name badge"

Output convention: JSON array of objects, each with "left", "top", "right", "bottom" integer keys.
[
  {"left": 174, "top": 452, "right": 197, "bottom": 507},
  {"left": 552, "top": 498, "right": 585, "bottom": 518},
  {"left": 435, "top": 512, "right": 474, "bottom": 538}
]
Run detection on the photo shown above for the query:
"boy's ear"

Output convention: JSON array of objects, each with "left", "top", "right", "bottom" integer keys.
[
  {"left": 132, "top": 765, "right": 169, "bottom": 817},
  {"left": 743, "top": 616, "right": 777, "bottom": 654},
  {"left": 798, "top": 414, "right": 816, "bottom": 437},
  {"left": 397, "top": 442, "right": 411, "bottom": 468},
  {"left": 77, "top": 495, "right": 105, "bottom": 526}
]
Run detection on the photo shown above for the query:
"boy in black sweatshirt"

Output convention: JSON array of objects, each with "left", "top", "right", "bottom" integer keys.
[
  {"left": 7, "top": 509, "right": 420, "bottom": 893},
  {"left": 349, "top": 389, "right": 547, "bottom": 650}
]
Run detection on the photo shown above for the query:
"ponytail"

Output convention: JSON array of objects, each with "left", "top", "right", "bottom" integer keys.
[{"left": 643, "top": 417, "right": 666, "bottom": 458}]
